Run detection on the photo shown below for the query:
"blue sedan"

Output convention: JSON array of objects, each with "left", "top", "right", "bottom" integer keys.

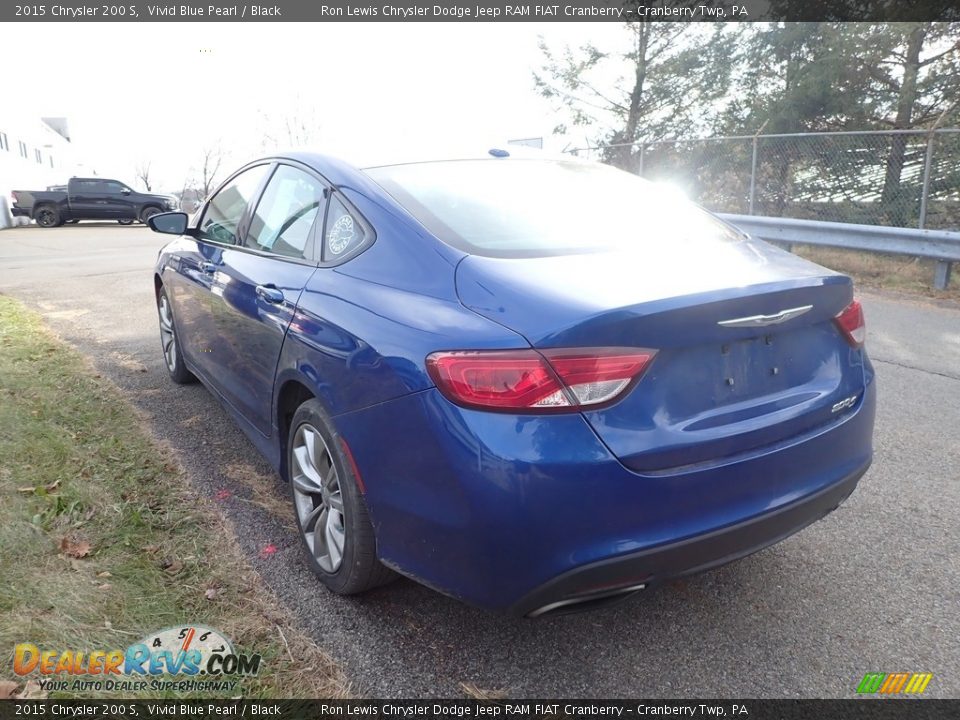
[{"left": 149, "top": 150, "right": 875, "bottom": 616}]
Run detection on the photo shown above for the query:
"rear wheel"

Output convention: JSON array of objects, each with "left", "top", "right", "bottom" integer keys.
[
  {"left": 118, "top": 219, "right": 135, "bottom": 225},
  {"left": 140, "top": 206, "right": 162, "bottom": 224},
  {"left": 288, "top": 400, "right": 395, "bottom": 594},
  {"left": 34, "top": 205, "right": 60, "bottom": 228},
  {"left": 156, "top": 287, "right": 195, "bottom": 384}
]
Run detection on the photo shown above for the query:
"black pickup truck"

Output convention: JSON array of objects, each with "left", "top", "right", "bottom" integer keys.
[{"left": 11, "top": 177, "right": 178, "bottom": 227}]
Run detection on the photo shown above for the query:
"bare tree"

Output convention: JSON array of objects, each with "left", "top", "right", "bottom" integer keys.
[
  {"left": 197, "top": 146, "right": 224, "bottom": 201},
  {"left": 135, "top": 161, "right": 153, "bottom": 192},
  {"left": 258, "top": 100, "right": 322, "bottom": 151}
]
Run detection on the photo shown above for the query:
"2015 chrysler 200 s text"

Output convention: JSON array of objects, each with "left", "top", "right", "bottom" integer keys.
[{"left": 149, "top": 150, "right": 875, "bottom": 617}]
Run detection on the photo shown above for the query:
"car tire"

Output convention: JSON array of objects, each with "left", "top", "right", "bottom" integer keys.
[
  {"left": 288, "top": 399, "right": 396, "bottom": 595},
  {"left": 118, "top": 219, "right": 135, "bottom": 225},
  {"left": 140, "top": 206, "right": 162, "bottom": 224},
  {"left": 34, "top": 204, "right": 60, "bottom": 228},
  {"left": 156, "top": 287, "right": 196, "bottom": 384}
]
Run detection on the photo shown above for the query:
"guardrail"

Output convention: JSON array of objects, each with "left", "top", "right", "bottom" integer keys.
[{"left": 719, "top": 214, "right": 959, "bottom": 290}]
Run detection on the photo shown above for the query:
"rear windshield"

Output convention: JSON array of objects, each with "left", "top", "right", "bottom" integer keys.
[{"left": 364, "top": 159, "right": 743, "bottom": 258}]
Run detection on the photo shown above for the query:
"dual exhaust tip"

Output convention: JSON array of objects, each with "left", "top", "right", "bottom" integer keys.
[{"left": 528, "top": 582, "right": 648, "bottom": 618}]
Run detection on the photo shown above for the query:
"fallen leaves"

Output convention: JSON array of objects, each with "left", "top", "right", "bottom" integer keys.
[
  {"left": 14, "top": 681, "right": 47, "bottom": 700},
  {"left": 0, "top": 682, "right": 38, "bottom": 701},
  {"left": 204, "top": 587, "right": 220, "bottom": 601},
  {"left": 215, "top": 488, "right": 232, "bottom": 501},
  {"left": 59, "top": 536, "right": 92, "bottom": 559},
  {"left": 161, "top": 558, "right": 184, "bottom": 575}
]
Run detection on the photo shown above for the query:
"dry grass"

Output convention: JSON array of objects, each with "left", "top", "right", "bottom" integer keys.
[
  {"left": 792, "top": 245, "right": 960, "bottom": 302},
  {"left": 459, "top": 681, "right": 507, "bottom": 700},
  {"left": 0, "top": 295, "right": 350, "bottom": 699}
]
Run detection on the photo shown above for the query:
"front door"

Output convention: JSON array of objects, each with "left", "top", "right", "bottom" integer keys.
[
  {"left": 101, "top": 180, "right": 138, "bottom": 219},
  {"left": 208, "top": 163, "right": 327, "bottom": 436},
  {"left": 168, "top": 164, "right": 271, "bottom": 383}
]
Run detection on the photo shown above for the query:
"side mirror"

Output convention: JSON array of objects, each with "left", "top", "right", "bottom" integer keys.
[
  {"left": 148, "top": 211, "right": 188, "bottom": 235},
  {"left": 121, "top": 189, "right": 132, "bottom": 195}
]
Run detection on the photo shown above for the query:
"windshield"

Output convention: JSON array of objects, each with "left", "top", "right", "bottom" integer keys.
[{"left": 364, "top": 159, "right": 743, "bottom": 258}]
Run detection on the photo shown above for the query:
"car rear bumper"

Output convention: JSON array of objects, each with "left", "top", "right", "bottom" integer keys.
[
  {"left": 512, "top": 459, "right": 868, "bottom": 617},
  {"left": 336, "top": 364, "right": 876, "bottom": 614},
  {"left": 11, "top": 208, "right": 30, "bottom": 217}
]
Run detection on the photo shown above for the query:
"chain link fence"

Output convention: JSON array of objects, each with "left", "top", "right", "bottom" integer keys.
[{"left": 567, "top": 129, "right": 960, "bottom": 231}]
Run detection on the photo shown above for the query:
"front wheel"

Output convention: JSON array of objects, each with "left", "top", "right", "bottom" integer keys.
[
  {"left": 34, "top": 205, "right": 60, "bottom": 228},
  {"left": 288, "top": 400, "right": 395, "bottom": 595},
  {"left": 156, "top": 287, "right": 195, "bottom": 384},
  {"left": 140, "top": 206, "right": 162, "bottom": 224},
  {"left": 118, "top": 219, "right": 135, "bottom": 225}
]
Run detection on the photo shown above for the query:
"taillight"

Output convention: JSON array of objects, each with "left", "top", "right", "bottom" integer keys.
[
  {"left": 834, "top": 299, "right": 865, "bottom": 347},
  {"left": 426, "top": 347, "right": 656, "bottom": 412}
]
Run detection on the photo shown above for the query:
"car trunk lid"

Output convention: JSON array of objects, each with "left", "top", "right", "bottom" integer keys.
[{"left": 456, "top": 239, "right": 866, "bottom": 472}]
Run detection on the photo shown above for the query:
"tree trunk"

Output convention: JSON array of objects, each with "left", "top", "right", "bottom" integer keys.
[
  {"left": 881, "top": 25, "right": 926, "bottom": 226},
  {"left": 611, "top": 22, "right": 649, "bottom": 171}
]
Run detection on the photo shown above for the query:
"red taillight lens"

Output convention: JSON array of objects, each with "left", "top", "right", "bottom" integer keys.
[
  {"left": 834, "top": 299, "right": 865, "bottom": 347},
  {"left": 426, "top": 348, "right": 656, "bottom": 412}
]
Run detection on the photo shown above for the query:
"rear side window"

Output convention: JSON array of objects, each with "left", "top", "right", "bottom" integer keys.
[
  {"left": 199, "top": 165, "right": 269, "bottom": 244},
  {"left": 246, "top": 165, "right": 326, "bottom": 260},
  {"left": 323, "top": 197, "right": 366, "bottom": 261},
  {"left": 72, "top": 180, "right": 100, "bottom": 193}
]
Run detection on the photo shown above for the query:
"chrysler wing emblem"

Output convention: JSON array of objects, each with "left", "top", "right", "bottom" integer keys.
[{"left": 717, "top": 304, "right": 813, "bottom": 328}]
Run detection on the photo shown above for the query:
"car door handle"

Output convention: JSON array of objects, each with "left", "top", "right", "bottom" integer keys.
[
  {"left": 255, "top": 284, "right": 285, "bottom": 304},
  {"left": 200, "top": 261, "right": 216, "bottom": 274}
]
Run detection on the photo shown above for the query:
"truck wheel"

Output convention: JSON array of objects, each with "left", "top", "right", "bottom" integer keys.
[
  {"left": 118, "top": 219, "right": 135, "bottom": 225},
  {"left": 139, "top": 206, "right": 162, "bottom": 224},
  {"left": 34, "top": 205, "right": 60, "bottom": 228}
]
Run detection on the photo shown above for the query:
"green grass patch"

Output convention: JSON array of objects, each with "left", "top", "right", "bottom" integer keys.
[{"left": 0, "top": 295, "right": 349, "bottom": 699}]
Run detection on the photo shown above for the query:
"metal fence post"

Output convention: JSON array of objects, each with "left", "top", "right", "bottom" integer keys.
[
  {"left": 919, "top": 132, "right": 951, "bottom": 289},
  {"left": 919, "top": 133, "right": 934, "bottom": 230},
  {"left": 637, "top": 143, "right": 646, "bottom": 177},
  {"left": 748, "top": 136, "right": 759, "bottom": 215}
]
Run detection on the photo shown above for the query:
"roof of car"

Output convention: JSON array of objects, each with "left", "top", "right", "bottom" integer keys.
[{"left": 269, "top": 144, "right": 578, "bottom": 173}]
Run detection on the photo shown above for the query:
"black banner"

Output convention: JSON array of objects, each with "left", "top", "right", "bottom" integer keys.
[
  {"left": 0, "top": 701, "right": 958, "bottom": 720},
  {"left": 2, "top": 0, "right": 960, "bottom": 23}
]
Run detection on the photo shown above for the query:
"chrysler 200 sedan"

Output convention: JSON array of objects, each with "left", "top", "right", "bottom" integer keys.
[{"left": 149, "top": 150, "right": 875, "bottom": 617}]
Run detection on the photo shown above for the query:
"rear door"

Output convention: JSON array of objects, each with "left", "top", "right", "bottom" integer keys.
[
  {"left": 68, "top": 179, "right": 111, "bottom": 218},
  {"left": 207, "top": 162, "right": 326, "bottom": 436}
]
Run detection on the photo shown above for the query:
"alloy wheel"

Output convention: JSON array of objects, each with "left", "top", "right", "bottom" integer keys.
[
  {"left": 291, "top": 424, "right": 346, "bottom": 573},
  {"left": 158, "top": 295, "right": 177, "bottom": 372}
]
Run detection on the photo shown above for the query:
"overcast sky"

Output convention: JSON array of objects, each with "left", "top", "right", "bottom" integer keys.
[{"left": 2, "top": 22, "right": 625, "bottom": 191}]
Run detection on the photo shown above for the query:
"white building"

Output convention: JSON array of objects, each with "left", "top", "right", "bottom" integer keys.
[{"left": 0, "top": 115, "right": 90, "bottom": 228}]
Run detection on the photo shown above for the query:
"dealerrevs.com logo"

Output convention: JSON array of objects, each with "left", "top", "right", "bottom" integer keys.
[{"left": 13, "top": 625, "right": 261, "bottom": 694}]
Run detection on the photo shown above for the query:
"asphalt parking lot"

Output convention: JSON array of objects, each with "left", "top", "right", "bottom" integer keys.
[{"left": 1, "top": 223, "right": 958, "bottom": 698}]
